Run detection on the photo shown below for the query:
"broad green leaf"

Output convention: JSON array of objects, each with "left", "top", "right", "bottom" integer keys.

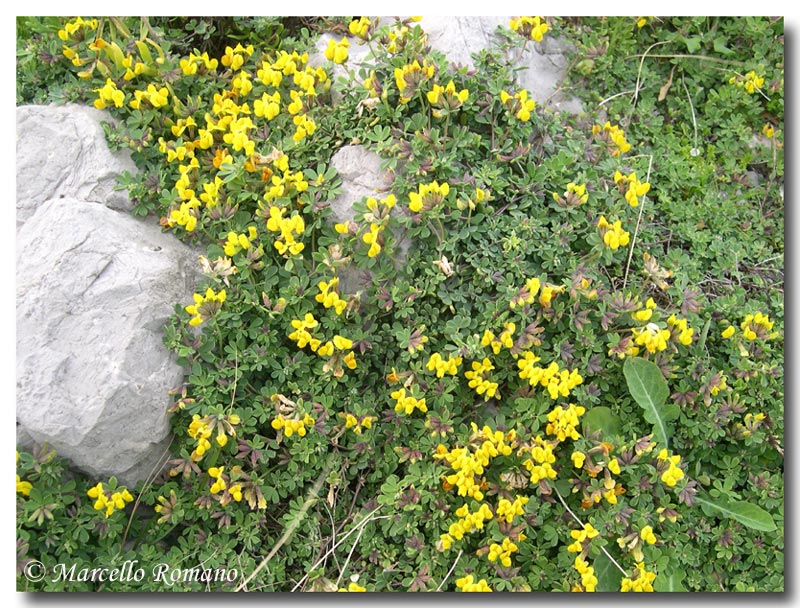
[
  {"left": 654, "top": 566, "right": 687, "bottom": 592},
  {"left": 593, "top": 551, "right": 624, "bottom": 592},
  {"left": 695, "top": 494, "right": 777, "bottom": 532},
  {"left": 623, "top": 357, "right": 678, "bottom": 450},
  {"left": 685, "top": 36, "right": 703, "bottom": 53},
  {"left": 582, "top": 406, "right": 622, "bottom": 439}
]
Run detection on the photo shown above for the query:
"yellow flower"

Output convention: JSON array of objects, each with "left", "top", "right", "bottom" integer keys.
[
  {"left": 349, "top": 17, "right": 372, "bottom": 40},
  {"left": 455, "top": 575, "right": 492, "bottom": 592},
  {"left": 324, "top": 37, "right": 349, "bottom": 64},
  {"left": 510, "top": 16, "right": 549, "bottom": 42},
  {"left": 427, "top": 80, "right": 469, "bottom": 116},
  {"left": 640, "top": 525, "right": 657, "bottom": 545},
  {"left": 16, "top": 475, "right": 32, "bottom": 497},
  {"left": 597, "top": 216, "right": 630, "bottom": 250},
  {"left": 409, "top": 180, "right": 450, "bottom": 213},
  {"left": 338, "top": 581, "right": 366, "bottom": 592}
]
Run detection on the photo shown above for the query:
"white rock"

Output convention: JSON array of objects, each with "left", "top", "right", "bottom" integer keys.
[
  {"left": 16, "top": 104, "right": 137, "bottom": 230},
  {"left": 16, "top": 196, "right": 200, "bottom": 485},
  {"left": 329, "top": 144, "right": 394, "bottom": 224}
]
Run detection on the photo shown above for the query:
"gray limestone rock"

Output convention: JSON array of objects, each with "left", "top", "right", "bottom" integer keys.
[
  {"left": 16, "top": 104, "right": 137, "bottom": 230},
  {"left": 16, "top": 196, "right": 199, "bottom": 485}
]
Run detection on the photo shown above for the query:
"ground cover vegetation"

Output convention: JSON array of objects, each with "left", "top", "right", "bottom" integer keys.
[{"left": 16, "top": 16, "right": 783, "bottom": 592}]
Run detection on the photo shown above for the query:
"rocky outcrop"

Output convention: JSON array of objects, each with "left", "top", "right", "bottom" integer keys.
[
  {"left": 16, "top": 104, "right": 137, "bottom": 230},
  {"left": 16, "top": 105, "right": 199, "bottom": 485},
  {"left": 312, "top": 16, "right": 582, "bottom": 114}
]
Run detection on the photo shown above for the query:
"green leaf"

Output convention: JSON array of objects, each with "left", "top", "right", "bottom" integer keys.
[
  {"left": 685, "top": 36, "right": 703, "bottom": 53},
  {"left": 593, "top": 551, "right": 624, "bottom": 592},
  {"left": 695, "top": 494, "right": 777, "bottom": 532},
  {"left": 582, "top": 406, "right": 622, "bottom": 439},
  {"left": 713, "top": 38, "right": 734, "bottom": 55},
  {"left": 623, "top": 357, "right": 678, "bottom": 450},
  {"left": 654, "top": 566, "right": 687, "bottom": 592}
]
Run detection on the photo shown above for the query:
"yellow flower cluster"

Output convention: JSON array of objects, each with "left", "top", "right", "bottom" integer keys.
[
  {"left": 409, "top": 180, "right": 450, "bottom": 213},
  {"left": 657, "top": 448, "right": 684, "bottom": 487},
  {"left": 271, "top": 413, "right": 315, "bottom": 437},
  {"left": 427, "top": 80, "right": 469, "bottom": 116},
  {"left": 517, "top": 352, "right": 584, "bottom": 400},
  {"left": 488, "top": 537, "right": 520, "bottom": 568},
  {"left": 316, "top": 277, "right": 348, "bottom": 315},
  {"left": 208, "top": 466, "right": 243, "bottom": 501},
  {"left": 632, "top": 322, "right": 671, "bottom": 353},
  {"left": 224, "top": 226, "right": 258, "bottom": 256},
  {"left": 496, "top": 495, "right": 529, "bottom": 523},
  {"left": 572, "top": 556, "right": 598, "bottom": 592},
  {"left": 338, "top": 581, "right": 367, "bottom": 592},
  {"left": 16, "top": 474, "right": 32, "bottom": 497},
  {"left": 185, "top": 287, "right": 227, "bottom": 327},
  {"left": 58, "top": 16, "right": 97, "bottom": 41},
  {"left": 567, "top": 522, "right": 600, "bottom": 552},
  {"left": 592, "top": 121, "right": 632, "bottom": 156},
  {"left": 391, "top": 387, "right": 427, "bottom": 415},
  {"left": 737, "top": 412, "right": 767, "bottom": 437},
  {"left": 640, "top": 525, "right": 657, "bottom": 545},
  {"left": 621, "top": 563, "right": 657, "bottom": 592},
  {"left": 395, "top": 60, "right": 435, "bottom": 104},
  {"left": 435, "top": 425, "right": 516, "bottom": 501},
  {"left": 343, "top": 413, "right": 375, "bottom": 434},
  {"left": 264, "top": 164, "right": 309, "bottom": 202},
  {"left": 440, "top": 502, "right": 494, "bottom": 549},
  {"left": 509, "top": 16, "right": 549, "bottom": 42},
  {"left": 667, "top": 314, "right": 694, "bottom": 346},
  {"left": 317, "top": 334, "right": 353, "bottom": 357},
  {"left": 362, "top": 223, "right": 384, "bottom": 257},
  {"left": 87, "top": 482, "right": 134, "bottom": 517},
  {"left": 319, "top": 336, "right": 357, "bottom": 378},
  {"left": 324, "top": 37, "right": 349, "bottom": 64},
  {"left": 265, "top": 206, "right": 305, "bottom": 256},
  {"left": 426, "top": 352, "right": 463, "bottom": 377},
  {"left": 553, "top": 182, "right": 588, "bottom": 206},
  {"left": 522, "top": 435, "right": 557, "bottom": 483},
  {"left": 187, "top": 412, "right": 241, "bottom": 461},
  {"left": 539, "top": 282, "right": 565, "bottom": 308},
  {"left": 129, "top": 83, "right": 169, "bottom": 109},
  {"left": 500, "top": 89, "right": 536, "bottom": 121},
  {"left": 614, "top": 170, "right": 651, "bottom": 207},
  {"left": 545, "top": 404, "right": 586, "bottom": 442},
  {"left": 221, "top": 43, "right": 254, "bottom": 70},
  {"left": 481, "top": 323, "right": 515, "bottom": 355},
  {"left": 180, "top": 51, "right": 219, "bottom": 75},
  {"left": 631, "top": 297, "right": 656, "bottom": 322},
  {"left": 729, "top": 70, "right": 765, "bottom": 94},
  {"left": 464, "top": 358, "right": 499, "bottom": 400},
  {"left": 597, "top": 215, "right": 630, "bottom": 250},
  {"left": 455, "top": 575, "right": 492, "bottom": 592},
  {"left": 349, "top": 17, "right": 373, "bottom": 41},
  {"left": 741, "top": 312, "right": 776, "bottom": 340},
  {"left": 93, "top": 78, "right": 125, "bottom": 109},
  {"left": 510, "top": 277, "right": 541, "bottom": 309},
  {"left": 289, "top": 312, "right": 321, "bottom": 351}
]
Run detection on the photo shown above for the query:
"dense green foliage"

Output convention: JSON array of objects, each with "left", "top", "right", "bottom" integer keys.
[{"left": 17, "top": 16, "right": 783, "bottom": 592}]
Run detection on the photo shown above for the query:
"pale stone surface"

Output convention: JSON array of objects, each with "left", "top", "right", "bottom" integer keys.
[
  {"left": 328, "top": 144, "right": 394, "bottom": 224},
  {"left": 16, "top": 104, "right": 137, "bottom": 230},
  {"left": 310, "top": 17, "right": 582, "bottom": 114},
  {"left": 16, "top": 196, "right": 200, "bottom": 485}
]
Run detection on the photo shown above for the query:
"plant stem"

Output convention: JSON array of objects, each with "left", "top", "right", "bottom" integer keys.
[
  {"left": 553, "top": 486, "right": 630, "bottom": 578},
  {"left": 622, "top": 154, "right": 654, "bottom": 290},
  {"left": 237, "top": 453, "right": 337, "bottom": 591}
]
